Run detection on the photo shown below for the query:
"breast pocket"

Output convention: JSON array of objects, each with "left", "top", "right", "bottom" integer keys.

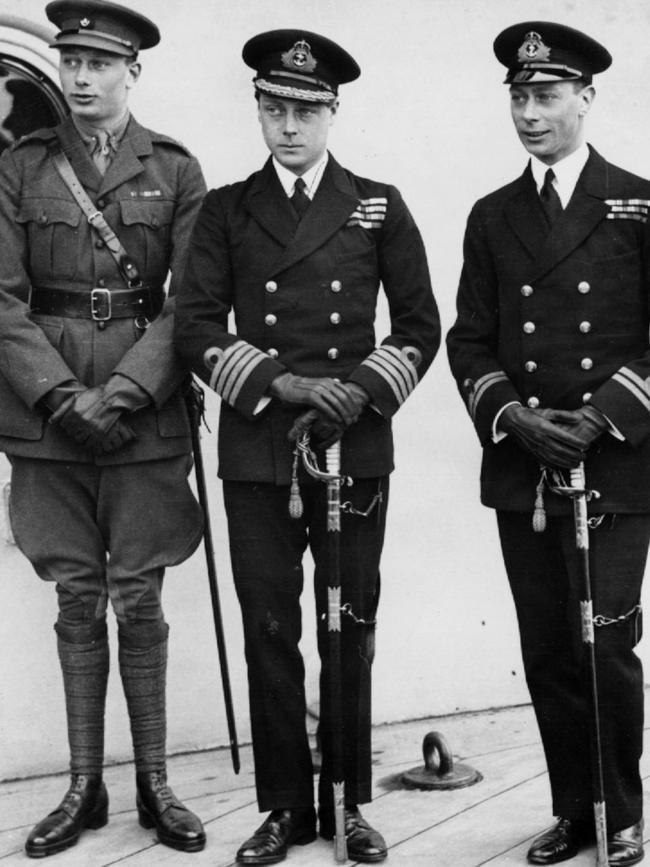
[
  {"left": 119, "top": 199, "right": 174, "bottom": 279},
  {"left": 16, "top": 198, "right": 82, "bottom": 281}
]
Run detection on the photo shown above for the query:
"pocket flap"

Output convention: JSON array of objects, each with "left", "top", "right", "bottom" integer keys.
[
  {"left": 120, "top": 199, "right": 174, "bottom": 229},
  {"left": 16, "top": 198, "right": 81, "bottom": 228}
]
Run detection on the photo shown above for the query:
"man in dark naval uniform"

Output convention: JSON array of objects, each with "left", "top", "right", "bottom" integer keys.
[
  {"left": 175, "top": 29, "right": 440, "bottom": 865},
  {"left": 0, "top": 0, "right": 207, "bottom": 857},
  {"left": 448, "top": 21, "right": 650, "bottom": 867}
]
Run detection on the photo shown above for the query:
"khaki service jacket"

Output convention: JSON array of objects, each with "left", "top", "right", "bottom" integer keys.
[{"left": 0, "top": 115, "right": 206, "bottom": 463}]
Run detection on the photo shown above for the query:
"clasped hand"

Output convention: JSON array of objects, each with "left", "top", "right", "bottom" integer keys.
[
  {"left": 499, "top": 404, "right": 608, "bottom": 469},
  {"left": 271, "top": 373, "right": 368, "bottom": 427},
  {"left": 50, "top": 385, "right": 136, "bottom": 455}
]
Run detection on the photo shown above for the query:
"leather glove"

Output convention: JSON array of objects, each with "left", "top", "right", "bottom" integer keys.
[
  {"left": 288, "top": 409, "right": 344, "bottom": 451},
  {"left": 270, "top": 373, "right": 366, "bottom": 426},
  {"left": 41, "top": 380, "right": 85, "bottom": 414},
  {"left": 554, "top": 405, "right": 608, "bottom": 450},
  {"left": 49, "top": 374, "right": 148, "bottom": 455},
  {"left": 498, "top": 404, "right": 586, "bottom": 469}
]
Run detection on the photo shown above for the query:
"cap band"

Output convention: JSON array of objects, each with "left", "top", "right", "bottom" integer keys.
[
  {"left": 254, "top": 77, "right": 337, "bottom": 103},
  {"left": 54, "top": 27, "right": 135, "bottom": 50}
]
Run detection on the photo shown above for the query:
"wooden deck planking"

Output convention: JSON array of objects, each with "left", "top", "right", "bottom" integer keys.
[{"left": 0, "top": 702, "right": 647, "bottom": 866}]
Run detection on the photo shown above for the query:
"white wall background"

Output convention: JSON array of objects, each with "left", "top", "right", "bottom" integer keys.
[{"left": 1, "top": 0, "right": 650, "bottom": 781}]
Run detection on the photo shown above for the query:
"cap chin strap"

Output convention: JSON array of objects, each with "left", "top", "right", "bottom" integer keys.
[{"left": 506, "top": 64, "right": 584, "bottom": 84}]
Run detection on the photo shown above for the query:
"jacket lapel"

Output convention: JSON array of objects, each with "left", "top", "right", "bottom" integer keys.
[
  {"left": 526, "top": 147, "right": 610, "bottom": 282},
  {"left": 98, "top": 116, "right": 150, "bottom": 197},
  {"left": 504, "top": 148, "right": 611, "bottom": 282},
  {"left": 55, "top": 117, "right": 102, "bottom": 196},
  {"left": 268, "top": 155, "right": 360, "bottom": 277},
  {"left": 245, "top": 158, "right": 298, "bottom": 249},
  {"left": 503, "top": 166, "right": 549, "bottom": 259},
  {"left": 245, "top": 155, "right": 360, "bottom": 277}
]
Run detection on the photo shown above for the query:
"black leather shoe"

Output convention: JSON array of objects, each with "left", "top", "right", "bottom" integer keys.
[
  {"left": 25, "top": 774, "right": 108, "bottom": 858},
  {"left": 608, "top": 821, "right": 644, "bottom": 866},
  {"left": 528, "top": 817, "right": 592, "bottom": 864},
  {"left": 319, "top": 805, "right": 387, "bottom": 863},
  {"left": 236, "top": 807, "right": 317, "bottom": 864},
  {"left": 136, "top": 770, "right": 205, "bottom": 852}
]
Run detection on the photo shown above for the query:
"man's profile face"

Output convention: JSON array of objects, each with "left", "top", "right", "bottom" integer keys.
[
  {"left": 257, "top": 93, "right": 337, "bottom": 175},
  {"left": 509, "top": 80, "right": 594, "bottom": 165},
  {"left": 58, "top": 47, "right": 140, "bottom": 127}
]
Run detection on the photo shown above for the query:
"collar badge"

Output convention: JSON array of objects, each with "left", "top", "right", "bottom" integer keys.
[
  {"left": 281, "top": 40, "right": 317, "bottom": 73},
  {"left": 517, "top": 31, "right": 551, "bottom": 63}
]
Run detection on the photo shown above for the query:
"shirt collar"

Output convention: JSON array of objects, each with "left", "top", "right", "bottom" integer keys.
[
  {"left": 71, "top": 110, "right": 131, "bottom": 153},
  {"left": 530, "top": 142, "right": 590, "bottom": 208},
  {"left": 273, "top": 152, "right": 329, "bottom": 200}
]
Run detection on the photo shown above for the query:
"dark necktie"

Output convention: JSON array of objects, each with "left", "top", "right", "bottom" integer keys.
[
  {"left": 290, "top": 176, "right": 310, "bottom": 220},
  {"left": 539, "top": 168, "right": 563, "bottom": 226}
]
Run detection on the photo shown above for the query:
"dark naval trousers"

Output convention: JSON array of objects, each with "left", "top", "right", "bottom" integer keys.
[
  {"left": 497, "top": 511, "right": 650, "bottom": 832},
  {"left": 224, "top": 475, "right": 389, "bottom": 812}
]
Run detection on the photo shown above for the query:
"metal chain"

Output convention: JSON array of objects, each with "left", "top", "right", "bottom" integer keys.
[
  {"left": 320, "top": 603, "right": 377, "bottom": 627},
  {"left": 593, "top": 603, "right": 641, "bottom": 628}
]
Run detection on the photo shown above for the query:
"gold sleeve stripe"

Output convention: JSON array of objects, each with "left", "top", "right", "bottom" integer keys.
[
  {"left": 612, "top": 367, "right": 650, "bottom": 413},
  {"left": 469, "top": 371, "right": 509, "bottom": 420},
  {"left": 361, "top": 346, "right": 419, "bottom": 405},
  {"left": 209, "top": 341, "right": 268, "bottom": 405}
]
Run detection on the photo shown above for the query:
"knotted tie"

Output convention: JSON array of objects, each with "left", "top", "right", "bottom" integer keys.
[
  {"left": 539, "top": 167, "right": 563, "bottom": 226},
  {"left": 290, "top": 176, "right": 310, "bottom": 219},
  {"left": 91, "top": 130, "right": 113, "bottom": 175}
]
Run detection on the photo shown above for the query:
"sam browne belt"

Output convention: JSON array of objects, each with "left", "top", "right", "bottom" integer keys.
[{"left": 30, "top": 286, "right": 164, "bottom": 322}]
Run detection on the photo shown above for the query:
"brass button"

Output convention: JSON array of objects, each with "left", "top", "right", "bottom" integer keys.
[
  {"left": 265, "top": 281, "right": 278, "bottom": 293},
  {"left": 581, "top": 357, "right": 593, "bottom": 370},
  {"left": 330, "top": 312, "right": 341, "bottom": 325},
  {"left": 97, "top": 278, "right": 106, "bottom": 287},
  {"left": 97, "top": 199, "right": 106, "bottom": 209},
  {"left": 95, "top": 239, "right": 104, "bottom": 249},
  {"left": 583, "top": 392, "right": 593, "bottom": 403},
  {"left": 527, "top": 396, "right": 540, "bottom": 409},
  {"left": 578, "top": 280, "right": 591, "bottom": 294},
  {"left": 579, "top": 321, "right": 591, "bottom": 333},
  {"left": 39, "top": 213, "right": 48, "bottom": 225},
  {"left": 523, "top": 321, "right": 535, "bottom": 334},
  {"left": 525, "top": 361, "right": 537, "bottom": 373},
  {"left": 264, "top": 314, "right": 277, "bottom": 326},
  {"left": 327, "top": 347, "right": 340, "bottom": 360},
  {"left": 267, "top": 348, "right": 278, "bottom": 359},
  {"left": 521, "top": 284, "right": 533, "bottom": 297},
  {"left": 330, "top": 280, "right": 342, "bottom": 293}
]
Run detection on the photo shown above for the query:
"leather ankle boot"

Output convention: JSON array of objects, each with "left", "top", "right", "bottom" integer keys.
[
  {"left": 25, "top": 774, "right": 108, "bottom": 858},
  {"left": 136, "top": 769, "right": 206, "bottom": 852}
]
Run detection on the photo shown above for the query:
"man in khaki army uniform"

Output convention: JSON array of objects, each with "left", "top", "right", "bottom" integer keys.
[
  {"left": 448, "top": 21, "right": 650, "bottom": 867},
  {"left": 0, "top": 0, "right": 206, "bottom": 857},
  {"left": 175, "top": 28, "right": 440, "bottom": 866}
]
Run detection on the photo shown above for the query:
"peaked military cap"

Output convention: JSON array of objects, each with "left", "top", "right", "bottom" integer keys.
[
  {"left": 494, "top": 21, "right": 611, "bottom": 85},
  {"left": 242, "top": 29, "right": 360, "bottom": 103},
  {"left": 46, "top": 0, "right": 160, "bottom": 57}
]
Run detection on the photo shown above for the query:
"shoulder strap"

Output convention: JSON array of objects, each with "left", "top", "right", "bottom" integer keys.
[{"left": 47, "top": 139, "right": 142, "bottom": 288}]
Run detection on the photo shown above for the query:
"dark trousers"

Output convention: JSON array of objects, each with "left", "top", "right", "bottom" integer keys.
[
  {"left": 223, "top": 476, "right": 388, "bottom": 812},
  {"left": 497, "top": 511, "right": 649, "bottom": 831}
]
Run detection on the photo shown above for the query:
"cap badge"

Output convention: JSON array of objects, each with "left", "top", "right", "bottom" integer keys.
[
  {"left": 79, "top": 17, "right": 92, "bottom": 28},
  {"left": 281, "top": 40, "right": 317, "bottom": 73},
  {"left": 517, "top": 31, "right": 551, "bottom": 63}
]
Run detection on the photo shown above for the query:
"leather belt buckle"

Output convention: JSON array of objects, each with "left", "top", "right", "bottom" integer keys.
[{"left": 91, "top": 288, "right": 112, "bottom": 321}]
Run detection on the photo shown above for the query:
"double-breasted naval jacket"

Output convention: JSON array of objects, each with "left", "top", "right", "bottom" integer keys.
[
  {"left": 0, "top": 115, "right": 206, "bottom": 464},
  {"left": 447, "top": 146, "right": 650, "bottom": 514},
  {"left": 174, "top": 155, "right": 440, "bottom": 484}
]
